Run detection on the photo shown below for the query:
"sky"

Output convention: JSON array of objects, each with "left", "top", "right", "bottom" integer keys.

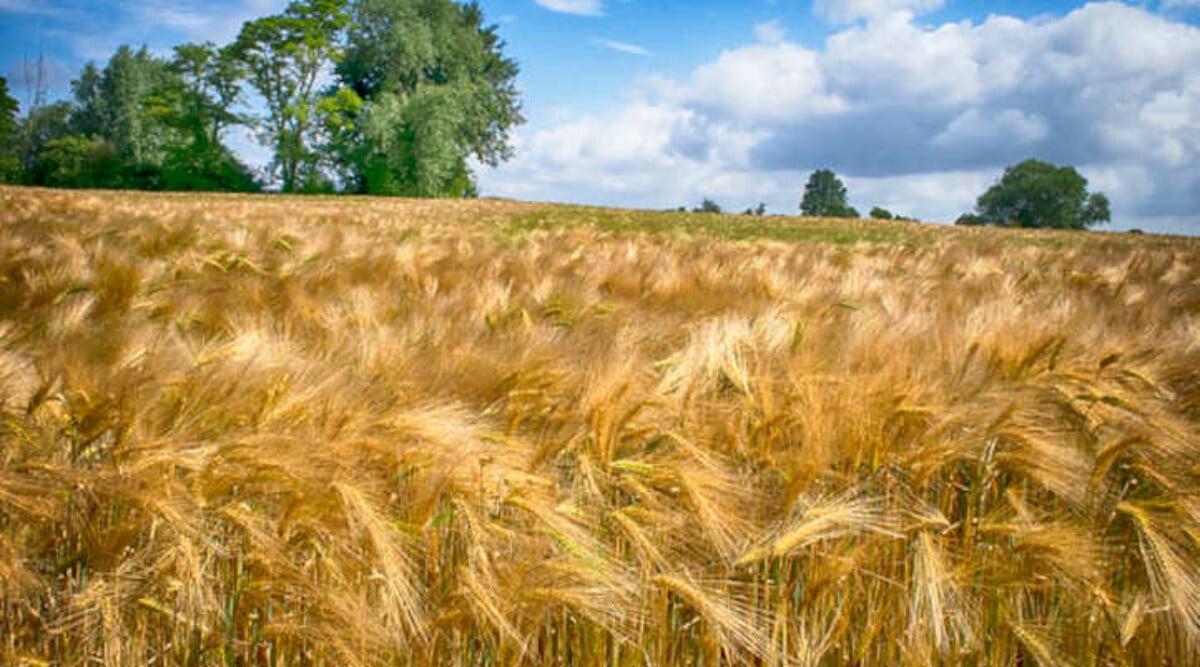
[{"left": 2, "top": 0, "right": 1199, "bottom": 234}]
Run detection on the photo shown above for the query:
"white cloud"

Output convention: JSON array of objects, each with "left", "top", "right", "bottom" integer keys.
[
  {"left": 823, "top": 14, "right": 983, "bottom": 105},
  {"left": 594, "top": 39, "right": 650, "bottom": 56},
  {"left": 932, "top": 108, "right": 1049, "bottom": 148},
  {"left": 845, "top": 170, "right": 995, "bottom": 222},
  {"left": 813, "top": 0, "right": 943, "bottom": 24},
  {"left": 534, "top": 0, "right": 603, "bottom": 16},
  {"left": 479, "top": 2, "right": 1200, "bottom": 234},
  {"left": 754, "top": 20, "right": 786, "bottom": 44},
  {"left": 676, "top": 42, "right": 846, "bottom": 123}
]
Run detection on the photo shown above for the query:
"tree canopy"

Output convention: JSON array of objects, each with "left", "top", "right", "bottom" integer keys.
[
  {"left": 0, "top": 77, "right": 20, "bottom": 182},
  {"left": 329, "top": 0, "right": 523, "bottom": 197},
  {"left": 972, "top": 159, "right": 1110, "bottom": 229},
  {"left": 4, "top": 0, "right": 520, "bottom": 197},
  {"left": 800, "top": 169, "right": 859, "bottom": 218},
  {"left": 233, "top": 0, "right": 350, "bottom": 193}
]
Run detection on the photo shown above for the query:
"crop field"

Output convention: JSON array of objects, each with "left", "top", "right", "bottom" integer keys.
[{"left": 1, "top": 185, "right": 1199, "bottom": 666}]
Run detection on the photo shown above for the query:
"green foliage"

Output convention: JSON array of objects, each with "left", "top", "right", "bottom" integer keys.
[
  {"left": 233, "top": 0, "right": 350, "bottom": 192},
  {"left": 14, "top": 44, "right": 259, "bottom": 193},
  {"left": 69, "top": 63, "right": 103, "bottom": 137},
  {"left": 869, "top": 206, "right": 894, "bottom": 220},
  {"left": 30, "top": 136, "right": 124, "bottom": 188},
  {"left": 81, "top": 46, "right": 180, "bottom": 166},
  {"left": 955, "top": 213, "right": 987, "bottom": 226},
  {"left": 693, "top": 198, "right": 722, "bottom": 214},
  {"left": 800, "top": 169, "right": 858, "bottom": 218},
  {"left": 741, "top": 203, "right": 767, "bottom": 216},
  {"left": 169, "top": 42, "right": 245, "bottom": 147},
  {"left": 19, "top": 102, "right": 76, "bottom": 182},
  {"left": 332, "top": 0, "right": 522, "bottom": 196},
  {"left": 0, "top": 76, "right": 20, "bottom": 182},
  {"left": 974, "top": 159, "right": 1111, "bottom": 229},
  {"left": 5, "top": 0, "right": 516, "bottom": 198},
  {"left": 160, "top": 143, "right": 261, "bottom": 192},
  {"left": 344, "top": 87, "right": 479, "bottom": 197}
]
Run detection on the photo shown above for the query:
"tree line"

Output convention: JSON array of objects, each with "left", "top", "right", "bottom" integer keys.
[
  {"left": 690, "top": 160, "right": 1111, "bottom": 230},
  {"left": 0, "top": 0, "right": 522, "bottom": 196}
]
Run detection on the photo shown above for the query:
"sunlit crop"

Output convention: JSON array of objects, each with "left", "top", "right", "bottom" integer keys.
[{"left": 2, "top": 186, "right": 1198, "bottom": 666}]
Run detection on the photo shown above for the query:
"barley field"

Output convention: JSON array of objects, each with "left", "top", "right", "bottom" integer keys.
[{"left": 1, "top": 186, "right": 1199, "bottom": 666}]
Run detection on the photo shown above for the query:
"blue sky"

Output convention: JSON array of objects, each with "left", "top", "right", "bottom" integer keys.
[{"left": 2, "top": 0, "right": 1200, "bottom": 234}]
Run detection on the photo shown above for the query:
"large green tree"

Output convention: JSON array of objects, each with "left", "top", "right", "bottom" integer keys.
[
  {"left": 974, "top": 159, "right": 1110, "bottom": 229},
  {"left": 328, "top": 0, "right": 522, "bottom": 196},
  {"left": 233, "top": 0, "right": 350, "bottom": 192},
  {"left": 800, "top": 169, "right": 858, "bottom": 218}
]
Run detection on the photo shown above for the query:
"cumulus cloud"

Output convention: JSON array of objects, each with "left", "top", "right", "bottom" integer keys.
[
  {"left": 931, "top": 109, "right": 1049, "bottom": 150},
  {"left": 479, "top": 2, "right": 1200, "bottom": 233},
  {"left": 671, "top": 42, "right": 846, "bottom": 123},
  {"left": 534, "top": 0, "right": 603, "bottom": 16}
]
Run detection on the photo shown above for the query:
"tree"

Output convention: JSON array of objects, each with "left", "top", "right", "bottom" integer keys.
[
  {"left": 869, "top": 207, "right": 894, "bottom": 220},
  {"left": 84, "top": 46, "right": 179, "bottom": 166},
  {"left": 973, "top": 159, "right": 1110, "bottom": 229},
  {"left": 742, "top": 202, "right": 766, "bottom": 216},
  {"left": 19, "top": 101, "right": 75, "bottom": 182},
  {"left": 30, "top": 136, "right": 125, "bottom": 189},
  {"left": 800, "top": 169, "right": 858, "bottom": 218},
  {"left": 0, "top": 76, "right": 20, "bottom": 182},
  {"left": 693, "top": 198, "right": 722, "bottom": 214},
  {"left": 330, "top": 0, "right": 522, "bottom": 197},
  {"left": 233, "top": 0, "right": 350, "bottom": 192},
  {"left": 170, "top": 42, "right": 246, "bottom": 148},
  {"left": 69, "top": 62, "right": 103, "bottom": 137},
  {"left": 157, "top": 43, "right": 259, "bottom": 192}
]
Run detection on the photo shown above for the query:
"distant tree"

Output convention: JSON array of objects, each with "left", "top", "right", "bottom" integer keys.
[
  {"left": 954, "top": 213, "right": 987, "bottom": 226},
  {"left": 693, "top": 198, "right": 722, "bottom": 214},
  {"left": 869, "top": 207, "right": 894, "bottom": 220},
  {"left": 742, "top": 202, "right": 766, "bottom": 216},
  {"left": 233, "top": 0, "right": 350, "bottom": 192},
  {"left": 328, "top": 0, "right": 522, "bottom": 197},
  {"left": 800, "top": 169, "right": 858, "bottom": 218},
  {"left": 0, "top": 76, "right": 20, "bottom": 182},
  {"left": 973, "top": 159, "right": 1110, "bottom": 229}
]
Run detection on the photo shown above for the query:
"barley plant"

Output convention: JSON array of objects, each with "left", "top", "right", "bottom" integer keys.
[{"left": 1, "top": 186, "right": 1199, "bottom": 666}]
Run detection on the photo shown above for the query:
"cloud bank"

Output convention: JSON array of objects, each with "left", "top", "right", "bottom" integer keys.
[{"left": 481, "top": 2, "right": 1200, "bottom": 233}]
